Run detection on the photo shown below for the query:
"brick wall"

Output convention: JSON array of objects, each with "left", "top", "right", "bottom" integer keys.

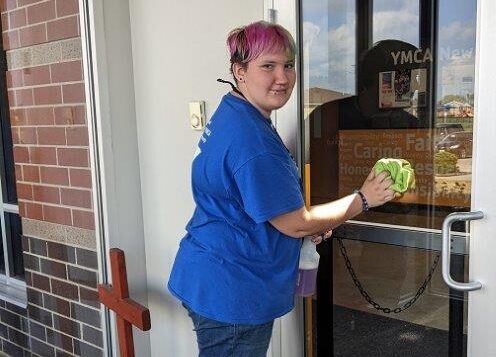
[{"left": 0, "top": 0, "right": 104, "bottom": 356}]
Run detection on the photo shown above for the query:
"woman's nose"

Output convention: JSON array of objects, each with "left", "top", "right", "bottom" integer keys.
[{"left": 274, "top": 68, "right": 289, "bottom": 84}]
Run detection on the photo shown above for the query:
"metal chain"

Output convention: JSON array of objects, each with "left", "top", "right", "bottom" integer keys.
[{"left": 336, "top": 238, "right": 440, "bottom": 314}]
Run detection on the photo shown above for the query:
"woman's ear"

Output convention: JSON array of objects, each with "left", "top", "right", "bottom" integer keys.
[{"left": 232, "top": 63, "right": 246, "bottom": 82}]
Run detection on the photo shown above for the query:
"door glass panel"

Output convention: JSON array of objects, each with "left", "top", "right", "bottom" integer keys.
[
  {"left": 373, "top": 0, "right": 420, "bottom": 46},
  {"left": 301, "top": 0, "right": 476, "bottom": 356}
]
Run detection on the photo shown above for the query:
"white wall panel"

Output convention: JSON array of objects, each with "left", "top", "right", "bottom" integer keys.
[{"left": 128, "top": 2, "right": 263, "bottom": 355}]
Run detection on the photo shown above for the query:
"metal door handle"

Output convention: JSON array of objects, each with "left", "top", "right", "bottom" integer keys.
[{"left": 442, "top": 211, "right": 484, "bottom": 291}]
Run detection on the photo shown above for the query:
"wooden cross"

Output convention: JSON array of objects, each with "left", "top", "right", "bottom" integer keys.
[{"left": 98, "top": 248, "right": 151, "bottom": 357}]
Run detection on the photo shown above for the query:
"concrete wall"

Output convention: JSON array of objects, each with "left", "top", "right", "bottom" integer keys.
[{"left": 128, "top": 1, "right": 263, "bottom": 355}]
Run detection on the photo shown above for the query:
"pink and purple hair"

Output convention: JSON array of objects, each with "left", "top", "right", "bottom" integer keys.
[{"left": 227, "top": 21, "right": 296, "bottom": 76}]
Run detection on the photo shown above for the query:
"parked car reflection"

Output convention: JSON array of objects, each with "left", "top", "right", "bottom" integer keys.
[
  {"left": 435, "top": 123, "right": 464, "bottom": 138},
  {"left": 435, "top": 131, "right": 473, "bottom": 158}
]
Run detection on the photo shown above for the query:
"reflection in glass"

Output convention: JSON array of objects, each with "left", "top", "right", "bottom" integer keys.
[
  {"left": 301, "top": 0, "right": 476, "bottom": 356},
  {"left": 303, "top": 0, "right": 356, "bottom": 96},
  {"left": 304, "top": 0, "right": 476, "bottom": 232},
  {"left": 373, "top": 0, "right": 420, "bottom": 47}
]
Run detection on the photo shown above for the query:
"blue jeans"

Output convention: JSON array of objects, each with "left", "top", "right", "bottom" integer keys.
[{"left": 183, "top": 303, "right": 274, "bottom": 357}]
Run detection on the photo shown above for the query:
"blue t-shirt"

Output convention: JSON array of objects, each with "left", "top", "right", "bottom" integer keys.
[{"left": 167, "top": 93, "right": 304, "bottom": 324}]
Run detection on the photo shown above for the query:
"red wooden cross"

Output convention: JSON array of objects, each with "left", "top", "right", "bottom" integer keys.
[{"left": 98, "top": 248, "right": 151, "bottom": 357}]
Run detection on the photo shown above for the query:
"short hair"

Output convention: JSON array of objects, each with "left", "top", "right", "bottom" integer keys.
[{"left": 227, "top": 21, "right": 296, "bottom": 74}]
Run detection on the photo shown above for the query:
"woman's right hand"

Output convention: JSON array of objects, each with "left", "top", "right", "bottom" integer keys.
[{"left": 359, "top": 169, "right": 395, "bottom": 208}]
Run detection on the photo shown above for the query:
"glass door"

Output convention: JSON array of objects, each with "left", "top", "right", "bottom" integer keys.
[{"left": 297, "top": 0, "right": 493, "bottom": 356}]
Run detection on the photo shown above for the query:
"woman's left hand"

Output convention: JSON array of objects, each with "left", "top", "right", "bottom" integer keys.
[{"left": 310, "top": 229, "right": 333, "bottom": 244}]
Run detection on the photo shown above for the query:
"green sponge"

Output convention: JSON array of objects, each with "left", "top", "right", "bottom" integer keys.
[{"left": 373, "top": 158, "right": 416, "bottom": 193}]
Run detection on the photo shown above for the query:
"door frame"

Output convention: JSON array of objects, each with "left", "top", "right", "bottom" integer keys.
[
  {"left": 78, "top": 0, "right": 151, "bottom": 356},
  {"left": 467, "top": 0, "right": 496, "bottom": 355},
  {"left": 265, "top": 0, "right": 305, "bottom": 357}
]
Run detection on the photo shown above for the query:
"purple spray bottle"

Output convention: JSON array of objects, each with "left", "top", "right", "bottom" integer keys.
[{"left": 295, "top": 237, "right": 320, "bottom": 297}]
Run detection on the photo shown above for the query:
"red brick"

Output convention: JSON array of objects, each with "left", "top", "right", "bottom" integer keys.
[
  {"left": 11, "top": 127, "right": 20, "bottom": 144},
  {"left": 79, "top": 287, "right": 99, "bottom": 308},
  {"left": 29, "top": 146, "right": 57, "bottom": 165},
  {"left": 61, "top": 188, "right": 91, "bottom": 208},
  {"left": 43, "top": 205, "right": 71, "bottom": 225},
  {"left": 56, "top": 0, "right": 78, "bottom": 17},
  {"left": 62, "top": 83, "right": 85, "bottom": 103},
  {"left": 37, "top": 127, "right": 66, "bottom": 145},
  {"left": 1, "top": 0, "right": 18, "bottom": 13},
  {"left": 2, "top": 30, "right": 19, "bottom": 50},
  {"left": 33, "top": 86, "right": 62, "bottom": 105},
  {"left": 18, "top": 201, "right": 26, "bottom": 217},
  {"left": 23, "top": 65, "right": 51, "bottom": 86},
  {"left": 66, "top": 126, "right": 88, "bottom": 146},
  {"left": 15, "top": 164, "right": 23, "bottom": 181},
  {"left": 6, "top": 69, "right": 23, "bottom": 88},
  {"left": 47, "top": 15, "right": 78, "bottom": 41},
  {"left": 19, "top": 23, "right": 47, "bottom": 47},
  {"left": 51, "top": 60, "right": 82, "bottom": 83},
  {"left": 19, "top": 127, "right": 37, "bottom": 144},
  {"left": 18, "top": 0, "right": 43, "bottom": 6},
  {"left": 1, "top": 13, "right": 7, "bottom": 31},
  {"left": 23, "top": 165, "right": 40, "bottom": 182},
  {"left": 40, "top": 166, "right": 69, "bottom": 185},
  {"left": 26, "top": 107, "right": 54, "bottom": 125},
  {"left": 17, "top": 183, "right": 33, "bottom": 200},
  {"left": 32, "top": 272, "right": 50, "bottom": 291},
  {"left": 27, "top": 0, "right": 55, "bottom": 25},
  {"left": 51, "top": 280, "right": 78, "bottom": 300},
  {"left": 57, "top": 148, "right": 88, "bottom": 167},
  {"left": 54, "top": 106, "right": 85, "bottom": 125},
  {"left": 9, "top": 8, "right": 27, "bottom": 29},
  {"left": 15, "top": 88, "right": 34, "bottom": 106},
  {"left": 25, "top": 271, "right": 33, "bottom": 285},
  {"left": 7, "top": 90, "right": 15, "bottom": 108},
  {"left": 33, "top": 185, "right": 60, "bottom": 204},
  {"left": 13, "top": 146, "right": 30, "bottom": 163},
  {"left": 10, "top": 109, "right": 27, "bottom": 126},
  {"left": 69, "top": 169, "right": 91, "bottom": 188},
  {"left": 24, "top": 202, "right": 43, "bottom": 220},
  {"left": 72, "top": 210, "right": 94, "bottom": 230}
]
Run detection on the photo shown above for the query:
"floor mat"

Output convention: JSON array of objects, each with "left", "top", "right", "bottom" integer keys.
[{"left": 332, "top": 305, "right": 466, "bottom": 357}]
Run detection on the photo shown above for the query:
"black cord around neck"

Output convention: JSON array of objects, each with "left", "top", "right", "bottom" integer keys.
[{"left": 217, "top": 78, "right": 245, "bottom": 99}]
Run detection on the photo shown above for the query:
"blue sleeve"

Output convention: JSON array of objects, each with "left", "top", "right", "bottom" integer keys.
[{"left": 233, "top": 154, "right": 304, "bottom": 224}]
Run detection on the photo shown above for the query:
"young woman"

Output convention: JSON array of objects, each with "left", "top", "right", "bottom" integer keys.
[{"left": 168, "top": 21, "right": 394, "bottom": 357}]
